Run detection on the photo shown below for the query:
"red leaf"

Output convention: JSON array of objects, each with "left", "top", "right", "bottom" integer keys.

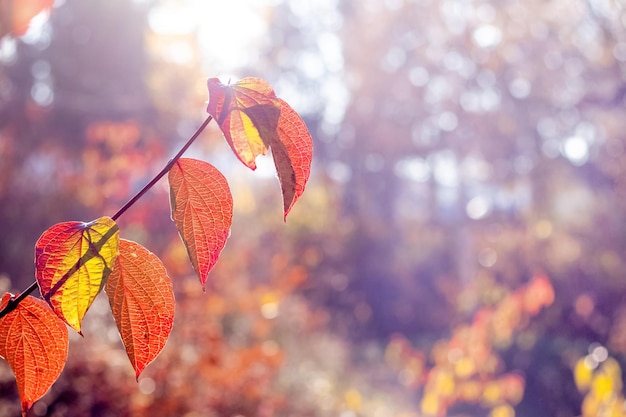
[
  {"left": 35, "top": 217, "right": 120, "bottom": 333},
  {"left": 206, "top": 77, "right": 281, "bottom": 170},
  {"left": 273, "top": 99, "right": 313, "bottom": 219},
  {"left": 0, "top": 293, "right": 68, "bottom": 417},
  {"left": 523, "top": 274, "right": 555, "bottom": 314},
  {"left": 168, "top": 158, "right": 233, "bottom": 290},
  {"left": 106, "top": 239, "right": 175, "bottom": 379},
  {"left": 206, "top": 78, "right": 313, "bottom": 219}
]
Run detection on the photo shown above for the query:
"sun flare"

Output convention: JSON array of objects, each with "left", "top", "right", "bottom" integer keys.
[{"left": 147, "top": 0, "right": 269, "bottom": 74}]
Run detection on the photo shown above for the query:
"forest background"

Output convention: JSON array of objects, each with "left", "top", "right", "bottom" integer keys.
[{"left": 1, "top": 0, "right": 625, "bottom": 416}]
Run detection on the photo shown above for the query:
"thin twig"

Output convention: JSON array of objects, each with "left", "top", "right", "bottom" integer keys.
[
  {"left": 0, "top": 282, "right": 38, "bottom": 319},
  {"left": 0, "top": 115, "right": 214, "bottom": 318},
  {"left": 112, "top": 115, "right": 213, "bottom": 221}
]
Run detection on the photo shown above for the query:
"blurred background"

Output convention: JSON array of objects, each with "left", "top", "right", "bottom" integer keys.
[{"left": 1, "top": 0, "right": 626, "bottom": 416}]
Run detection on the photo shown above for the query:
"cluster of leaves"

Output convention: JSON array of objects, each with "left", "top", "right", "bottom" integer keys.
[
  {"left": 385, "top": 274, "right": 555, "bottom": 417},
  {"left": 574, "top": 350, "right": 626, "bottom": 417},
  {"left": 0, "top": 77, "right": 313, "bottom": 416}
]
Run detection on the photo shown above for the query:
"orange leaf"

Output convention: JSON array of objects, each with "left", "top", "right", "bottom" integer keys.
[
  {"left": 0, "top": 293, "right": 68, "bottom": 417},
  {"left": 523, "top": 273, "right": 555, "bottom": 314},
  {"left": 106, "top": 239, "right": 175, "bottom": 379},
  {"left": 35, "top": 216, "right": 120, "bottom": 333},
  {"left": 168, "top": 158, "right": 233, "bottom": 289},
  {"left": 273, "top": 99, "right": 313, "bottom": 219},
  {"left": 206, "top": 77, "right": 281, "bottom": 170}
]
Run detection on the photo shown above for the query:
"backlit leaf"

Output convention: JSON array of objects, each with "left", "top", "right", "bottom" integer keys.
[
  {"left": 206, "top": 77, "right": 281, "bottom": 170},
  {"left": 168, "top": 158, "right": 233, "bottom": 290},
  {"left": 35, "top": 216, "right": 120, "bottom": 333},
  {"left": 206, "top": 78, "right": 313, "bottom": 219},
  {"left": 0, "top": 293, "right": 68, "bottom": 417},
  {"left": 106, "top": 239, "right": 175, "bottom": 379},
  {"left": 273, "top": 99, "right": 313, "bottom": 219}
]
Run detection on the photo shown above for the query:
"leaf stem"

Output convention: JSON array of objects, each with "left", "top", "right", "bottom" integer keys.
[
  {"left": 0, "top": 281, "right": 38, "bottom": 319},
  {"left": 0, "top": 115, "right": 214, "bottom": 318},
  {"left": 112, "top": 115, "right": 213, "bottom": 221}
]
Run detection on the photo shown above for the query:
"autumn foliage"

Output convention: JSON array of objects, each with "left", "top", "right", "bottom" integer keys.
[
  {"left": 386, "top": 274, "right": 555, "bottom": 416},
  {"left": 0, "top": 294, "right": 68, "bottom": 415},
  {"left": 168, "top": 158, "right": 233, "bottom": 290},
  {"left": 0, "top": 77, "right": 313, "bottom": 416},
  {"left": 106, "top": 239, "right": 175, "bottom": 380},
  {"left": 4, "top": 0, "right": 626, "bottom": 415}
]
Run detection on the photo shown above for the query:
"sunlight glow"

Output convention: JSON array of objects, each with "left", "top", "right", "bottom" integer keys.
[
  {"left": 431, "top": 151, "right": 459, "bottom": 187},
  {"left": 466, "top": 196, "right": 490, "bottom": 219},
  {"left": 395, "top": 158, "right": 430, "bottom": 182},
  {"left": 148, "top": 0, "right": 269, "bottom": 71},
  {"left": 148, "top": 5, "right": 197, "bottom": 35},
  {"left": 31, "top": 81, "right": 54, "bottom": 106},
  {"left": 509, "top": 77, "right": 531, "bottom": 99},
  {"left": 562, "top": 135, "right": 589, "bottom": 166},
  {"left": 20, "top": 10, "right": 51, "bottom": 46},
  {"left": 590, "top": 344, "right": 608, "bottom": 363},
  {"left": 409, "top": 66, "right": 429, "bottom": 87},
  {"left": 0, "top": 38, "right": 17, "bottom": 64},
  {"left": 478, "top": 248, "right": 497, "bottom": 267},
  {"left": 473, "top": 24, "right": 502, "bottom": 48},
  {"left": 261, "top": 301, "right": 279, "bottom": 319}
]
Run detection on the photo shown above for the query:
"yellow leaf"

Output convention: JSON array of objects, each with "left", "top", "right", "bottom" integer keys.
[
  {"left": 206, "top": 77, "right": 279, "bottom": 169},
  {"left": 591, "top": 373, "right": 613, "bottom": 400},
  {"left": 344, "top": 388, "right": 362, "bottom": 412},
  {"left": 601, "top": 358, "right": 623, "bottom": 392},
  {"left": 35, "top": 216, "right": 119, "bottom": 332},
  {"left": 454, "top": 357, "right": 476, "bottom": 378},
  {"left": 582, "top": 393, "right": 600, "bottom": 417},
  {"left": 421, "top": 392, "right": 441, "bottom": 416},
  {"left": 483, "top": 381, "right": 502, "bottom": 406},
  {"left": 574, "top": 357, "right": 593, "bottom": 392},
  {"left": 433, "top": 369, "right": 455, "bottom": 397},
  {"left": 490, "top": 404, "right": 515, "bottom": 417}
]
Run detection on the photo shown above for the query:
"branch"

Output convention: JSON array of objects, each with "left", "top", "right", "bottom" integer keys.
[
  {"left": 112, "top": 115, "right": 213, "bottom": 220},
  {"left": 0, "top": 115, "right": 214, "bottom": 318},
  {"left": 0, "top": 282, "right": 39, "bottom": 319}
]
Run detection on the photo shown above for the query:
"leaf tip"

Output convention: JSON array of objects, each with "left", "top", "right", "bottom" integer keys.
[{"left": 22, "top": 401, "right": 33, "bottom": 417}]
